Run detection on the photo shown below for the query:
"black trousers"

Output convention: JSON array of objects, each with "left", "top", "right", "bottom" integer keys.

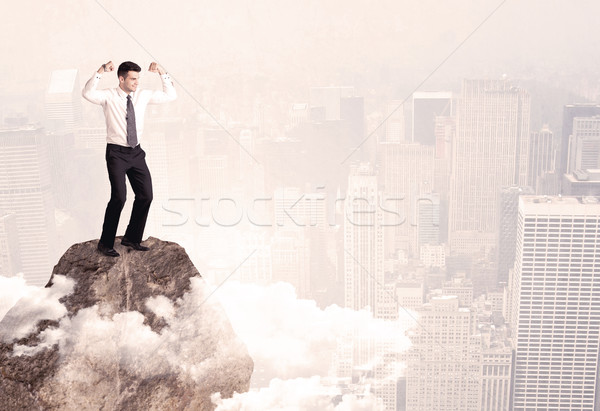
[{"left": 100, "top": 143, "right": 153, "bottom": 248}]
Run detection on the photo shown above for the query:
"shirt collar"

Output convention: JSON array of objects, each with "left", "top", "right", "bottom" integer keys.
[{"left": 116, "top": 87, "right": 134, "bottom": 100}]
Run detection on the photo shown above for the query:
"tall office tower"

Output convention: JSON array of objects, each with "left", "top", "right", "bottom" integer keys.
[
  {"left": 380, "top": 142, "right": 435, "bottom": 256},
  {"left": 344, "top": 163, "right": 385, "bottom": 316},
  {"left": 45, "top": 69, "right": 82, "bottom": 133},
  {"left": 309, "top": 86, "right": 354, "bottom": 121},
  {"left": 0, "top": 126, "right": 56, "bottom": 285},
  {"left": 274, "top": 187, "right": 331, "bottom": 299},
  {"left": 560, "top": 104, "right": 600, "bottom": 175},
  {"left": 509, "top": 196, "right": 600, "bottom": 410},
  {"left": 0, "top": 210, "right": 21, "bottom": 277},
  {"left": 434, "top": 115, "right": 455, "bottom": 243},
  {"left": 449, "top": 79, "right": 530, "bottom": 254},
  {"left": 416, "top": 192, "right": 440, "bottom": 250},
  {"left": 405, "top": 296, "right": 482, "bottom": 410},
  {"left": 384, "top": 100, "right": 405, "bottom": 142},
  {"left": 340, "top": 96, "right": 365, "bottom": 149},
  {"left": 497, "top": 186, "right": 534, "bottom": 284},
  {"left": 237, "top": 231, "right": 272, "bottom": 284},
  {"left": 567, "top": 116, "right": 600, "bottom": 173},
  {"left": 528, "top": 125, "right": 556, "bottom": 193},
  {"left": 238, "top": 129, "right": 264, "bottom": 199},
  {"left": 270, "top": 229, "right": 310, "bottom": 297},
  {"left": 274, "top": 187, "right": 326, "bottom": 228},
  {"left": 412, "top": 91, "right": 453, "bottom": 145}
]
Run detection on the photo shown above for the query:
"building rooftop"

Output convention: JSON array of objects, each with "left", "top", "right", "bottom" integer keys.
[{"left": 520, "top": 195, "right": 600, "bottom": 214}]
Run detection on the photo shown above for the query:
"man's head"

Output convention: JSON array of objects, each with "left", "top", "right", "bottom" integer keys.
[{"left": 117, "top": 61, "right": 141, "bottom": 94}]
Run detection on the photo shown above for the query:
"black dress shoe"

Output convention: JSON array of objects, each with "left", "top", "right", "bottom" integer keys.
[
  {"left": 121, "top": 238, "right": 150, "bottom": 251},
  {"left": 97, "top": 241, "right": 120, "bottom": 257}
]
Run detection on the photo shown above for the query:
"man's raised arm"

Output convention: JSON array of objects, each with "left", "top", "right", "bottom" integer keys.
[
  {"left": 148, "top": 62, "right": 177, "bottom": 104},
  {"left": 82, "top": 61, "right": 114, "bottom": 105}
]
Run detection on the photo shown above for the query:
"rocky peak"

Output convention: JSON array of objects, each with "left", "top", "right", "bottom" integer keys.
[{"left": 0, "top": 237, "right": 253, "bottom": 410}]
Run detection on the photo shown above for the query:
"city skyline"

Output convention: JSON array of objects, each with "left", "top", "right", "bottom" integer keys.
[{"left": 3, "top": 1, "right": 600, "bottom": 409}]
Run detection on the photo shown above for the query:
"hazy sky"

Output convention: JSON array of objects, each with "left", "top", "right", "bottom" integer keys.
[{"left": 3, "top": 0, "right": 600, "bottom": 95}]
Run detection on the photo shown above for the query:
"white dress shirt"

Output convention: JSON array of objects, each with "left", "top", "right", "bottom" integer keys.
[{"left": 82, "top": 71, "right": 177, "bottom": 147}]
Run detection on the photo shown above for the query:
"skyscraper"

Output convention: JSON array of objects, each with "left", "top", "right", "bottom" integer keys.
[
  {"left": 0, "top": 210, "right": 21, "bottom": 277},
  {"left": 567, "top": 116, "right": 600, "bottom": 173},
  {"left": 343, "top": 163, "right": 385, "bottom": 316},
  {"left": 449, "top": 79, "right": 530, "bottom": 254},
  {"left": 497, "top": 186, "right": 534, "bottom": 284},
  {"left": 0, "top": 126, "right": 56, "bottom": 285},
  {"left": 45, "top": 69, "right": 82, "bottom": 133},
  {"left": 380, "top": 142, "right": 435, "bottom": 256},
  {"left": 528, "top": 125, "right": 556, "bottom": 193},
  {"left": 405, "top": 296, "right": 482, "bottom": 411},
  {"left": 560, "top": 104, "right": 600, "bottom": 175},
  {"left": 509, "top": 195, "right": 600, "bottom": 410},
  {"left": 412, "top": 91, "right": 453, "bottom": 145}
]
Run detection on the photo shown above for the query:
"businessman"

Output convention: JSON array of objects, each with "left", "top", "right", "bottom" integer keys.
[{"left": 82, "top": 61, "right": 176, "bottom": 257}]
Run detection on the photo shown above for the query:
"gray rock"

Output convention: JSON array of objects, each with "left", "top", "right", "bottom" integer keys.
[{"left": 0, "top": 237, "right": 253, "bottom": 411}]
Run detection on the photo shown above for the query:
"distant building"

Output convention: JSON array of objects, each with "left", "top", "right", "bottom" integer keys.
[
  {"left": 384, "top": 100, "right": 406, "bottom": 142},
  {"left": 567, "top": 116, "right": 600, "bottom": 173},
  {"left": 412, "top": 91, "right": 453, "bottom": 145},
  {"left": 0, "top": 210, "right": 21, "bottom": 277},
  {"left": 560, "top": 104, "right": 600, "bottom": 175},
  {"left": 45, "top": 69, "right": 82, "bottom": 133},
  {"left": 406, "top": 296, "right": 481, "bottom": 410},
  {"left": 344, "top": 163, "right": 385, "bottom": 316},
  {"left": 442, "top": 274, "right": 474, "bottom": 307},
  {"left": 0, "top": 126, "right": 57, "bottom": 285},
  {"left": 419, "top": 244, "right": 445, "bottom": 268},
  {"left": 449, "top": 79, "right": 530, "bottom": 255},
  {"left": 497, "top": 186, "right": 534, "bottom": 284},
  {"left": 563, "top": 169, "right": 600, "bottom": 195},
  {"left": 528, "top": 125, "right": 556, "bottom": 193},
  {"left": 395, "top": 281, "right": 423, "bottom": 311}
]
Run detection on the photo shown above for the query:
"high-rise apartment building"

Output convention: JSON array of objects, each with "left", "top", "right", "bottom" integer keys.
[
  {"left": 509, "top": 195, "right": 600, "bottom": 410},
  {"left": 449, "top": 79, "right": 530, "bottom": 254}
]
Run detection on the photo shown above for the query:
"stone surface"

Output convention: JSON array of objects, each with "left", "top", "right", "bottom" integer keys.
[{"left": 0, "top": 237, "right": 253, "bottom": 411}]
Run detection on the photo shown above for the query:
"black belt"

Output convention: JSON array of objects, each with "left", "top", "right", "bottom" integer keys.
[{"left": 107, "top": 143, "right": 140, "bottom": 152}]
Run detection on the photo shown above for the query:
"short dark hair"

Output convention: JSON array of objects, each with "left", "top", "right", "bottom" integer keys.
[{"left": 117, "top": 61, "right": 141, "bottom": 79}]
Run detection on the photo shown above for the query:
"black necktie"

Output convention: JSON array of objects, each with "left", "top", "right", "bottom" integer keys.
[{"left": 126, "top": 95, "right": 138, "bottom": 148}]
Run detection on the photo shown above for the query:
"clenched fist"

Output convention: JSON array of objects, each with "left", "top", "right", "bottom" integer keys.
[
  {"left": 98, "top": 61, "right": 115, "bottom": 74},
  {"left": 148, "top": 62, "right": 165, "bottom": 75}
]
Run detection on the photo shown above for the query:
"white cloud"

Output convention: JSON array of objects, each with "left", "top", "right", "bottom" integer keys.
[
  {"left": 211, "top": 376, "right": 383, "bottom": 411},
  {"left": 213, "top": 281, "right": 412, "bottom": 383},
  {"left": 0, "top": 276, "right": 413, "bottom": 409},
  {"left": 0, "top": 275, "right": 74, "bottom": 343}
]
